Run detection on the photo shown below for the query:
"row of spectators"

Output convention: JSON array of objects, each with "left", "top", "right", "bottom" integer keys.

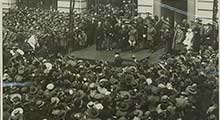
[{"left": 4, "top": 5, "right": 218, "bottom": 55}]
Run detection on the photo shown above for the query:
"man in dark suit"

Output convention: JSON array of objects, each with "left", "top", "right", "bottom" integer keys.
[{"left": 96, "top": 21, "right": 104, "bottom": 51}]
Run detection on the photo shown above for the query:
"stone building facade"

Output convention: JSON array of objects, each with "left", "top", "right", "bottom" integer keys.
[{"left": 2, "top": 0, "right": 218, "bottom": 23}]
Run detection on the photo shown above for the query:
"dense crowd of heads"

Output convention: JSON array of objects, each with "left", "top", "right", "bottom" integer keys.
[{"left": 3, "top": 41, "right": 219, "bottom": 120}]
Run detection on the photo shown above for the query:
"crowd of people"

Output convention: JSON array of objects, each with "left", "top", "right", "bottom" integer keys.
[
  {"left": 4, "top": 4, "right": 218, "bottom": 55},
  {"left": 3, "top": 3, "right": 219, "bottom": 120},
  {"left": 3, "top": 41, "right": 219, "bottom": 120}
]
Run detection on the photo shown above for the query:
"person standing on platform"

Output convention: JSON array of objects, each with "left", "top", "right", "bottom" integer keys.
[
  {"left": 128, "top": 25, "right": 137, "bottom": 52},
  {"left": 120, "top": 24, "right": 129, "bottom": 52},
  {"left": 136, "top": 16, "right": 145, "bottom": 50},
  {"left": 204, "top": 23, "right": 213, "bottom": 46},
  {"left": 153, "top": 15, "right": 161, "bottom": 47},
  {"left": 181, "top": 19, "right": 189, "bottom": 39},
  {"left": 172, "top": 24, "right": 184, "bottom": 52},
  {"left": 147, "top": 22, "right": 156, "bottom": 51},
  {"left": 192, "top": 19, "right": 202, "bottom": 52},
  {"left": 142, "top": 20, "right": 148, "bottom": 49},
  {"left": 104, "top": 20, "right": 113, "bottom": 51},
  {"left": 114, "top": 20, "right": 122, "bottom": 49},
  {"left": 87, "top": 17, "right": 97, "bottom": 46},
  {"left": 162, "top": 18, "right": 172, "bottom": 53},
  {"left": 96, "top": 21, "right": 104, "bottom": 51},
  {"left": 164, "top": 28, "right": 172, "bottom": 53}
]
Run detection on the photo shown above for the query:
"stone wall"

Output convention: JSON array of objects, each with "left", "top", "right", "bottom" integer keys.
[
  {"left": 57, "top": 0, "right": 87, "bottom": 13},
  {"left": 137, "top": 0, "right": 154, "bottom": 17},
  {"left": 195, "top": 0, "right": 218, "bottom": 24},
  {"left": 2, "top": 0, "right": 16, "bottom": 13}
]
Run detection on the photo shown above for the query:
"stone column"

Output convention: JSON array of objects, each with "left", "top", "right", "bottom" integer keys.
[
  {"left": 74, "top": 0, "right": 87, "bottom": 13},
  {"left": 2, "top": 0, "right": 16, "bottom": 13},
  {"left": 154, "top": 0, "right": 161, "bottom": 17},
  {"left": 58, "top": 0, "right": 87, "bottom": 13},
  {"left": 137, "top": 0, "right": 154, "bottom": 17},
  {"left": 187, "top": 0, "right": 196, "bottom": 23},
  {"left": 194, "top": 0, "right": 217, "bottom": 24}
]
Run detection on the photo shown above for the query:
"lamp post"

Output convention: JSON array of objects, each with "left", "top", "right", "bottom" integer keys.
[{"left": 212, "top": 0, "right": 218, "bottom": 43}]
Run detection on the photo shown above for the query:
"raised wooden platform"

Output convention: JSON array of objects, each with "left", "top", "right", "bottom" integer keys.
[{"left": 69, "top": 45, "right": 165, "bottom": 64}]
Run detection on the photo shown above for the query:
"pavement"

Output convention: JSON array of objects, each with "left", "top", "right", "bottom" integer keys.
[{"left": 69, "top": 45, "right": 165, "bottom": 64}]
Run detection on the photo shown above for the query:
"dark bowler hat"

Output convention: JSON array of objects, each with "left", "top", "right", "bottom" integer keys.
[{"left": 87, "top": 108, "right": 100, "bottom": 118}]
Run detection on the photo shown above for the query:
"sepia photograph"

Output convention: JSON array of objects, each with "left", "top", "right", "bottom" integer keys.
[{"left": 1, "top": 0, "right": 219, "bottom": 120}]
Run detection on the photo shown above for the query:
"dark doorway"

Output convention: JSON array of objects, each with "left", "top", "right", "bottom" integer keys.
[{"left": 161, "top": 0, "right": 187, "bottom": 27}]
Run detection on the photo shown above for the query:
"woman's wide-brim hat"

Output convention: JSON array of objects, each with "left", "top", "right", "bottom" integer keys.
[{"left": 10, "top": 93, "right": 22, "bottom": 103}]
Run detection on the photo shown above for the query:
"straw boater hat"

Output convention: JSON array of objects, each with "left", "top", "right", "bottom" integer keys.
[
  {"left": 11, "top": 108, "right": 24, "bottom": 117},
  {"left": 10, "top": 93, "right": 22, "bottom": 105},
  {"left": 46, "top": 83, "right": 55, "bottom": 90}
]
